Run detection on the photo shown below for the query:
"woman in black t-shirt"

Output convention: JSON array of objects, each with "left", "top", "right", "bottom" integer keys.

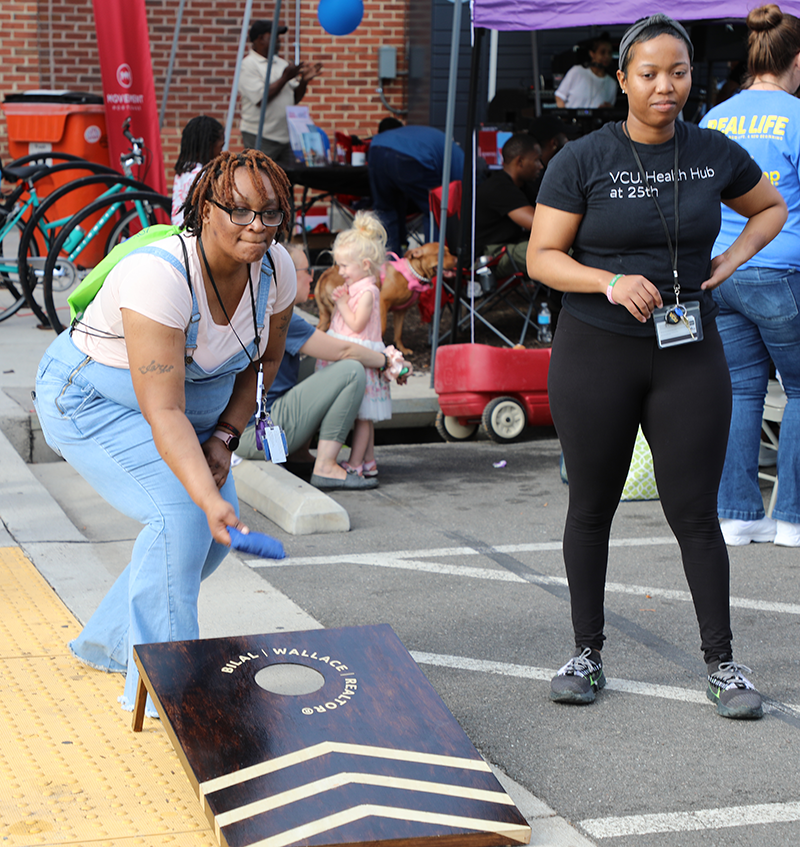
[{"left": 527, "top": 15, "right": 786, "bottom": 720}]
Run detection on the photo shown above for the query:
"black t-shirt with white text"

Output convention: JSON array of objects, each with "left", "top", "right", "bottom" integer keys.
[{"left": 536, "top": 120, "right": 762, "bottom": 336}]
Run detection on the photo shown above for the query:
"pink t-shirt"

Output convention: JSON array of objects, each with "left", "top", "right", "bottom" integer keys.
[
  {"left": 171, "top": 164, "right": 202, "bottom": 225},
  {"left": 71, "top": 235, "right": 296, "bottom": 371},
  {"left": 330, "top": 276, "right": 382, "bottom": 343}
]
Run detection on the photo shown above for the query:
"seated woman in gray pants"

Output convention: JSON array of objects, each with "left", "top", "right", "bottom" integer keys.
[{"left": 237, "top": 243, "right": 403, "bottom": 489}]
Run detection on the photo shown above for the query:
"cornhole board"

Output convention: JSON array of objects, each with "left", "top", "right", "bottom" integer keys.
[{"left": 132, "top": 623, "right": 531, "bottom": 847}]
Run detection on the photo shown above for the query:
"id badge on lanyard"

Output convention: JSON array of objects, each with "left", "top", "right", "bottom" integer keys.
[
  {"left": 255, "top": 367, "right": 287, "bottom": 463},
  {"left": 626, "top": 125, "right": 701, "bottom": 348}
]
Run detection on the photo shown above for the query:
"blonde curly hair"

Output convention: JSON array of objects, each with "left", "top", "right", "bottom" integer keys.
[{"left": 332, "top": 210, "right": 387, "bottom": 282}]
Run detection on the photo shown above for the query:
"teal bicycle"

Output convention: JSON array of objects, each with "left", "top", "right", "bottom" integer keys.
[
  {"left": 33, "top": 118, "right": 171, "bottom": 333},
  {"left": 0, "top": 154, "right": 118, "bottom": 322}
]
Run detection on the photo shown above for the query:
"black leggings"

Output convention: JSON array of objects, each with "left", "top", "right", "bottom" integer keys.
[{"left": 548, "top": 311, "right": 733, "bottom": 664}]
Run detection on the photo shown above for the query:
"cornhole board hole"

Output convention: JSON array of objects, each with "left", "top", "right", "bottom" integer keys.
[{"left": 132, "top": 624, "right": 531, "bottom": 847}]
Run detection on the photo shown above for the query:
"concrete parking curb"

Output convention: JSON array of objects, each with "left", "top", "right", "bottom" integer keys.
[{"left": 233, "top": 459, "right": 350, "bottom": 534}]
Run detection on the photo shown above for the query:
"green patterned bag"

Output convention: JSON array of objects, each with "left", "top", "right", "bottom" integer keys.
[
  {"left": 559, "top": 426, "right": 659, "bottom": 501},
  {"left": 620, "top": 427, "right": 659, "bottom": 501}
]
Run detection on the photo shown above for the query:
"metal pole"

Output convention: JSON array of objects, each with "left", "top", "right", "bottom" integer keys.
[
  {"left": 430, "top": 0, "right": 464, "bottom": 387},
  {"left": 159, "top": 0, "right": 189, "bottom": 129},
  {"left": 256, "top": 0, "right": 284, "bottom": 150},
  {"left": 449, "top": 24, "right": 485, "bottom": 346},
  {"left": 224, "top": 0, "right": 254, "bottom": 150},
  {"left": 295, "top": 0, "right": 301, "bottom": 66},
  {"left": 488, "top": 28, "right": 498, "bottom": 104},
  {"left": 531, "top": 31, "right": 541, "bottom": 117}
]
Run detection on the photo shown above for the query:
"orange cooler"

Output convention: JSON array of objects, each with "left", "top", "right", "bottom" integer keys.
[{"left": 2, "top": 91, "right": 115, "bottom": 265}]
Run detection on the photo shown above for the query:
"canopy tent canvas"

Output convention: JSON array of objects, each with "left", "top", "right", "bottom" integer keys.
[
  {"left": 472, "top": 0, "right": 800, "bottom": 30},
  {"left": 429, "top": 0, "right": 800, "bottom": 378}
]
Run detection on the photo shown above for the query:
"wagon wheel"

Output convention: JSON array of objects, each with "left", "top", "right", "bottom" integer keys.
[
  {"left": 435, "top": 411, "right": 478, "bottom": 442},
  {"left": 481, "top": 396, "right": 527, "bottom": 443}
]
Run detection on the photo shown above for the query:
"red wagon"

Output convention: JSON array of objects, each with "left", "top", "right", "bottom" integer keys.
[{"left": 433, "top": 343, "right": 552, "bottom": 442}]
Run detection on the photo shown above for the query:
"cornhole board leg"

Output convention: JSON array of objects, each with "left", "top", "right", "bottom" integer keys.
[
  {"left": 132, "top": 624, "right": 532, "bottom": 847},
  {"left": 132, "top": 676, "right": 148, "bottom": 732}
]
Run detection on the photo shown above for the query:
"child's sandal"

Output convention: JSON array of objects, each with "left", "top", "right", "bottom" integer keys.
[
  {"left": 362, "top": 460, "right": 378, "bottom": 478},
  {"left": 340, "top": 461, "right": 363, "bottom": 475}
]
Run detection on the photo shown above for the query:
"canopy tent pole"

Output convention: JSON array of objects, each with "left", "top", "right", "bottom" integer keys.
[
  {"left": 488, "top": 29, "right": 498, "bottom": 103},
  {"left": 448, "top": 24, "right": 485, "bottom": 345},
  {"left": 224, "top": 0, "right": 255, "bottom": 150},
  {"left": 531, "top": 31, "right": 541, "bottom": 117},
  {"left": 429, "top": 0, "right": 465, "bottom": 386},
  {"left": 159, "top": 0, "right": 189, "bottom": 129},
  {"left": 256, "top": 0, "right": 284, "bottom": 150}
]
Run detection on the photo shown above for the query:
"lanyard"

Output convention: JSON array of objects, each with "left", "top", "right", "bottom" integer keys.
[
  {"left": 624, "top": 123, "right": 682, "bottom": 304},
  {"left": 197, "top": 234, "right": 260, "bottom": 376}
]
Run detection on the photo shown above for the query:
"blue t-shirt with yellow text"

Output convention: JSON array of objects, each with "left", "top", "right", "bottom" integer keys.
[{"left": 701, "top": 89, "right": 800, "bottom": 270}]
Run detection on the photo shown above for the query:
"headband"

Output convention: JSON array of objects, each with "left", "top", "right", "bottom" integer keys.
[{"left": 618, "top": 14, "right": 694, "bottom": 72}]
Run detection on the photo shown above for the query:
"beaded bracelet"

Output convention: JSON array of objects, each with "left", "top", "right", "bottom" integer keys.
[{"left": 607, "top": 274, "right": 623, "bottom": 305}]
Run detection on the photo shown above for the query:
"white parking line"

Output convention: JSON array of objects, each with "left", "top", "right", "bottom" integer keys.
[
  {"left": 410, "top": 651, "right": 800, "bottom": 713},
  {"left": 247, "top": 537, "right": 800, "bottom": 616},
  {"left": 579, "top": 801, "right": 800, "bottom": 838}
]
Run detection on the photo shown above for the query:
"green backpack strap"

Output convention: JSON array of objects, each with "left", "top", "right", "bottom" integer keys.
[{"left": 68, "top": 224, "right": 182, "bottom": 323}]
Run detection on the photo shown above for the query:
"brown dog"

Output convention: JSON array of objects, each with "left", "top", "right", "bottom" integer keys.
[{"left": 315, "top": 242, "right": 457, "bottom": 355}]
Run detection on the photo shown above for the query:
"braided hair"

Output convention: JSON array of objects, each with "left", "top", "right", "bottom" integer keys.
[
  {"left": 174, "top": 116, "right": 224, "bottom": 175},
  {"left": 181, "top": 149, "right": 293, "bottom": 238}
]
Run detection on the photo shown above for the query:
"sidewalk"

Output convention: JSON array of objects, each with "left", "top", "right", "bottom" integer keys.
[{"left": 0, "top": 307, "right": 593, "bottom": 847}]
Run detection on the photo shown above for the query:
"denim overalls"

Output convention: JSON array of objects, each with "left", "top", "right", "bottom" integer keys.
[{"left": 34, "top": 240, "right": 274, "bottom": 715}]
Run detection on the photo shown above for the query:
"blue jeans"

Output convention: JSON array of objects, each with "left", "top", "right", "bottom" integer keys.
[
  {"left": 368, "top": 145, "right": 440, "bottom": 254},
  {"left": 713, "top": 267, "right": 800, "bottom": 524},
  {"left": 34, "top": 332, "right": 240, "bottom": 715}
]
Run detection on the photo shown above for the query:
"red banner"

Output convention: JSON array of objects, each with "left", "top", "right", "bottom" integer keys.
[{"left": 92, "top": 0, "right": 166, "bottom": 195}]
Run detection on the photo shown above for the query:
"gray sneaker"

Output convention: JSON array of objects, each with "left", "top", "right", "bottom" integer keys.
[
  {"left": 550, "top": 647, "right": 605, "bottom": 704},
  {"left": 707, "top": 661, "right": 763, "bottom": 719}
]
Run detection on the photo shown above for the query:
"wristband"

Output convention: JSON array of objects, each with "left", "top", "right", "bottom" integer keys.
[
  {"left": 215, "top": 420, "right": 241, "bottom": 437},
  {"left": 606, "top": 274, "right": 623, "bottom": 304},
  {"left": 379, "top": 352, "right": 389, "bottom": 372}
]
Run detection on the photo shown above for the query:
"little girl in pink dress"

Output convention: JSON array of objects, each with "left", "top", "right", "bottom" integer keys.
[{"left": 317, "top": 211, "right": 390, "bottom": 477}]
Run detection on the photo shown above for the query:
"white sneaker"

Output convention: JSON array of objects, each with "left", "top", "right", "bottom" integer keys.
[
  {"left": 774, "top": 520, "right": 800, "bottom": 547},
  {"left": 720, "top": 517, "right": 777, "bottom": 546}
]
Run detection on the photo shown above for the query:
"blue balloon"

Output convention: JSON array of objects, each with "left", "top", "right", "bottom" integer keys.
[{"left": 317, "top": 0, "right": 363, "bottom": 36}]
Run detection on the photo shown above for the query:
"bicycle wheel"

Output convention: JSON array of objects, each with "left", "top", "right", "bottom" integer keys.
[
  {"left": 0, "top": 219, "right": 38, "bottom": 322},
  {"left": 42, "top": 191, "right": 172, "bottom": 333},
  {"left": 104, "top": 203, "right": 167, "bottom": 253},
  {"left": 18, "top": 172, "right": 155, "bottom": 323}
]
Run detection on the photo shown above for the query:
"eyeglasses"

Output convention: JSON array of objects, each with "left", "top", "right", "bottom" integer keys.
[
  {"left": 294, "top": 266, "right": 312, "bottom": 275},
  {"left": 211, "top": 200, "right": 284, "bottom": 227}
]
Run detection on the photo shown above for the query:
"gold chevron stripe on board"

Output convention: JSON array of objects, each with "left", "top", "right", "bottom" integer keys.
[
  {"left": 215, "top": 770, "right": 515, "bottom": 830},
  {"left": 200, "top": 740, "right": 491, "bottom": 798},
  {"left": 236, "top": 803, "right": 531, "bottom": 847}
]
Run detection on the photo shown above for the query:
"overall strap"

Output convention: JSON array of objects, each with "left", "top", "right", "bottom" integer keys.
[
  {"left": 133, "top": 240, "right": 201, "bottom": 363},
  {"left": 254, "top": 248, "right": 276, "bottom": 335}
]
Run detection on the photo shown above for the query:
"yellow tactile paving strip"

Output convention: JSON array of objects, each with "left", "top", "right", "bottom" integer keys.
[{"left": 0, "top": 546, "right": 218, "bottom": 847}]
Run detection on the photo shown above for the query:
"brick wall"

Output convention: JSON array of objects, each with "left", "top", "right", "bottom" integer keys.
[{"left": 1, "top": 0, "right": 409, "bottom": 186}]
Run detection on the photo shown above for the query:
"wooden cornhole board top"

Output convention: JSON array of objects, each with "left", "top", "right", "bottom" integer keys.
[{"left": 133, "top": 624, "right": 531, "bottom": 847}]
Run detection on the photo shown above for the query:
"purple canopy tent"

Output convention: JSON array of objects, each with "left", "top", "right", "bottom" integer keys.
[
  {"left": 429, "top": 0, "right": 800, "bottom": 378},
  {"left": 472, "top": 0, "right": 800, "bottom": 30}
]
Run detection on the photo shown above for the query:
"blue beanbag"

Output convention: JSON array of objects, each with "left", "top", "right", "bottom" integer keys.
[{"left": 227, "top": 526, "right": 286, "bottom": 560}]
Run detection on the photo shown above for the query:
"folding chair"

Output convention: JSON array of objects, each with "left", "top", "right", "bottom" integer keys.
[{"left": 428, "top": 181, "right": 542, "bottom": 346}]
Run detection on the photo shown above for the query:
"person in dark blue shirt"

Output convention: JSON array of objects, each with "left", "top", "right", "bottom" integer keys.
[{"left": 368, "top": 124, "right": 464, "bottom": 254}]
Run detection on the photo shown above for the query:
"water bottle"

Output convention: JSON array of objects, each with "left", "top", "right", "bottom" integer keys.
[
  {"left": 63, "top": 225, "right": 86, "bottom": 254},
  {"left": 537, "top": 301, "right": 552, "bottom": 343}
]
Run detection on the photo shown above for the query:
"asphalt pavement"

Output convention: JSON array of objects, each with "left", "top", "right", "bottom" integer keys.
[{"left": 3, "top": 302, "right": 800, "bottom": 846}]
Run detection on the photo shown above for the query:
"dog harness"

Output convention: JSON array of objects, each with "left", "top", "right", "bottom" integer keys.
[{"left": 380, "top": 252, "right": 432, "bottom": 312}]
